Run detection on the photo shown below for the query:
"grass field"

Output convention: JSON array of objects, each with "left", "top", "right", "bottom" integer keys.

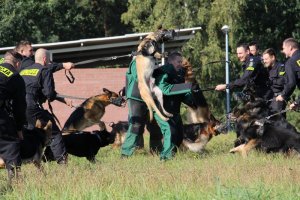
[{"left": 1, "top": 132, "right": 300, "bottom": 200}]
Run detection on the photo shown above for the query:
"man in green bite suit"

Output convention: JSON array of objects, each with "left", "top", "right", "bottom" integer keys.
[
  {"left": 121, "top": 57, "right": 164, "bottom": 157},
  {"left": 121, "top": 52, "right": 197, "bottom": 160},
  {"left": 152, "top": 52, "right": 196, "bottom": 160}
]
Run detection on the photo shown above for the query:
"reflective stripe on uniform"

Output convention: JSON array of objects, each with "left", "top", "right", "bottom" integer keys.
[
  {"left": 279, "top": 71, "right": 285, "bottom": 76},
  {"left": 20, "top": 69, "right": 39, "bottom": 76},
  {"left": 297, "top": 59, "right": 300, "bottom": 67},
  {"left": 0, "top": 66, "right": 13, "bottom": 77},
  {"left": 246, "top": 66, "right": 254, "bottom": 71}
]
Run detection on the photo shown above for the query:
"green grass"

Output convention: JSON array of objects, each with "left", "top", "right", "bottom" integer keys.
[{"left": 1, "top": 133, "right": 300, "bottom": 200}]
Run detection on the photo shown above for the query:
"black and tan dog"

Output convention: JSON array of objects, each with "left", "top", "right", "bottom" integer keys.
[
  {"left": 136, "top": 27, "right": 175, "bottom": 121},
  {"left": 229, "top": 91, "right": 300, "bottom": 158},
  {"left": 0, "top": 120, "right": 52, "bottom": 170},
  {"left": 62, "top": 88, "right": 125, "bottom": 133},
  {"left": 107, "top": 120, "right": 221, "bottom": 153},
  {"left": 181, "top": 122, "right": 221, "bottom": 153},
  {"left": 44, "top": 122, "right": 114, "bottom": 163}
]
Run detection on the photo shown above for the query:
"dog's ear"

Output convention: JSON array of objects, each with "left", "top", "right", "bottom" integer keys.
[
  {"left": 103, "top": 88, "right": 111, "bottom": 94},
  {"left": 44, "top": 120, "right": 52, "bottom": 131},
  {"left": 35, "top": 119, "right": 43, "bottom": 129}
]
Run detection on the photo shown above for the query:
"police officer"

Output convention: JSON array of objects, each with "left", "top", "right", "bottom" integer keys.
[
  {"left": 0, "top": 50, "right": 26, "bottom": 181},
  {"left": 20, "top": 48, "right": 72, "bottom": 164},
  {"left": 15, "top": 40, "right": 74, "bottom": 72},
  {"left": 215, "top": 44, "right": 271, "bottom": 100},
  {"left": 276, "top": 38, "right": 300, "bottom": 110},
  {"left": 262, "top": 48, "right": 286, "bottom": 114},
  {"left": 249, "top": 41, "right": 260, "bottom": 57}
]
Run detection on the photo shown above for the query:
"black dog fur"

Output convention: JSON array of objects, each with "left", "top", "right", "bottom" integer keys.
[{"left": 44, "top": 129, "right": 115, "bottom": 163}]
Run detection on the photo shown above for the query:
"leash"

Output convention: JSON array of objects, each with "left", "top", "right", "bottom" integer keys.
[
  {"left": 65, "top": 70, "right": 75, "bottom": 83},
  {"left": 74, "top": 54, "right": 133, "bottom": 66},
  {"left": 265, "top": 108, "right": 291, "bottom": 120},
  {"left": 56, "top": 93, "right": 87, "bottom": 100},
  {"left": 201, "top": 87, "right": 215, "bottom": 92},
  {"left": 47, "top": 101, "right": 63, "bottom": 130}
]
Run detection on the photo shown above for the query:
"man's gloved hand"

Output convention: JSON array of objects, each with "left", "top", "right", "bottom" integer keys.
[{"left": 192, "top": 83, "right": 200, "bottom": 92}]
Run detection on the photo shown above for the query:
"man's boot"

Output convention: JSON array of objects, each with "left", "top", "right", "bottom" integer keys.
[{"left": 57, "top": 153, "right": 68, "bottom": 165}]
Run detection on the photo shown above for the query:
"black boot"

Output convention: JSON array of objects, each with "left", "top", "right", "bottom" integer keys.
[{"left": 57, "top": 154, "right": 68, "bottom": 165}]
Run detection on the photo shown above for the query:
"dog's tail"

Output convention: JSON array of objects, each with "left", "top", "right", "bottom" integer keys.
[{"left": 136, "top": 56, "right": 168, "bottom": 121}]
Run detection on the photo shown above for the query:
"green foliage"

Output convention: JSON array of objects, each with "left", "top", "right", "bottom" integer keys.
[{"left": 0, "top": 0, "right": 131, "bottom": 46}]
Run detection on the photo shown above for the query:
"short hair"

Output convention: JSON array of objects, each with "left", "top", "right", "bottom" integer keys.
[
  {"left": 167, "top": 51, "right": 182, "bottom": 62},
  {"left": 262, "top": 48, "right": 276, "bottom": 57},
  {"left": 35, "top": 48, "right": 50, "bottom": 64},
  {"left": 283, "top": 38, "right": 299, "bottom": 49},
  {"left": 237, "top": 43, "right": 250, "bottom": 51},
  {"left": 4, "top": 50, "right": 23, "bottom": 64},
  {"left": 249, "top": 41, "right": 259, "bottom": 49},
  {"left": 15, "top": 40, "right": 32, "bottom": 52}
]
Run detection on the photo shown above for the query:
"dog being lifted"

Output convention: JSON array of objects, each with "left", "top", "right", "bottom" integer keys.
[
  {"left": 136, "top": 27, "right": 175, "bottom": 121},
  {"left": 62, "top": 88, "right": 125, "bottom": 133}
]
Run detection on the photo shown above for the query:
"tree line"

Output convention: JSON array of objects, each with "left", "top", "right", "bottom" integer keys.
[{"left": 1, "top": 0, "right": 300, "bottom": 123}]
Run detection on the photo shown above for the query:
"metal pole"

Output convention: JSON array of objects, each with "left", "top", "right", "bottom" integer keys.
[
  {"left": 161, "top": 43, "right": 165, "bottom": 65},
  {"left": 221, "top": 25, "right": 230, "bottom": 131}
]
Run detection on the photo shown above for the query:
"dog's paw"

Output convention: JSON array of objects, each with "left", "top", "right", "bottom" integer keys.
[{"left": 164, "top": 112, "right": 173, "bottom": 118}]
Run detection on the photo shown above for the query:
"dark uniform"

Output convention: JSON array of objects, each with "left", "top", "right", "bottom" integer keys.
[
  {"left": 268, "top": 62, "right": 286, "bottom": 113},
  {"left": 228, "top": 55, "right": 271, "bottom": 99},
  {"left": 121, "top": 59, "right": 163, "bottom": 156},
  {"left": 281, "top": 50, "right": 300, "bottom": 104},
  {"left": 20, "top": 55, "right": 64, "bottom": 73},
  {"left": 0, "top": 63, "right": 26, "bottom": 175},
  {"left": 20, "top": 63, "right": 67, "bottom": 163},
  {"left": 152, "top": 64, "right": 194, "bottom": 160}
]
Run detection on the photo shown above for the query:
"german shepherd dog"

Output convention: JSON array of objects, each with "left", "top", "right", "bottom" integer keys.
[
  {"left": 181, "top": 122, "right": 221, "bottom": 153},
  {"left": 106, "top": 120, "right": 221, "bottom": 153},
  {"left": 44, "top": 122, "right": 114, "bottom": 163},
  {"left": 109, "top": 121, "right": 144, "bottom": 149},
  {"left": 0, "top": 120, "right": 52, "bottom": 170},
  {"left": 136, "top": 28, "right": 175, "bottom": 121},
  {"left": 62, "top": 88, "right": 125, "bottom": 133},
  {"left": 181, "top": 58, "right": 218, "bottom": 124},
  {"left": 229, "top": 89, "right": 300, "bottom": 158}
]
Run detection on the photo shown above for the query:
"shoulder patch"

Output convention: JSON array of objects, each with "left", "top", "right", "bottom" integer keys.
[
  {"left": 20, "top": 69, "right": 40, "bottom": 76},
  {"left": 279, "top": 71, "right": 285, "bottom": 76},
  {"left": 246, "top": 66, "right": 254, "bottom": 71},
  {"left": 297, "top": 59, "right": 300, "bottom": 67},
  {"left": 0, "top": 65, "right": 13, "bottom": 77}
]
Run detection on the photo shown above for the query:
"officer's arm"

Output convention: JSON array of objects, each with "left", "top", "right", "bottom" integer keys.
[
  {"left": 10, "top": 75, "right": 27, "bottom": 131},
  {"left": 228, "top": 67, "right": 255, "bottom": 89},
  {"left": 41, "top": 69, "right": 57, "bottom": 102},
  {"left": 47, "top": 62, "right": 63, "bottom": 73},
  {"left": 281, "top": 61, "right": 296, "bottom": 99},
  {"left": 154, "top": 73, "right": 192, "bottom": 95}
]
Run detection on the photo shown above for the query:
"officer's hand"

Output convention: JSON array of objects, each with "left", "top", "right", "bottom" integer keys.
[
  {"left": 289, "top": 102, "right": 298, "bottom": 110},
  {"left": 192, "top": 83, "right": 200, "bottom": 92},
  {"left": 276, "top": 95, "right": 284, "bottom": 102},
  {"left": 63, "top": 62, "right": 75, "bottom": 70},
  {"left": 215, "top": 84, "right": 226, "bottom": 91},
  {"left": 64, "top": 98, "right": 73, "bottom": 108},
  {"left": 17, "top": 130, "right": 24, "bottom": 140}
]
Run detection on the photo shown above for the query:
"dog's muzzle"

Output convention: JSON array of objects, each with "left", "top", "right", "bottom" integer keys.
[
  {"left": 110, "top": 96, "right": 126, "bottom": 107},
  {"left": 156, "top": 29, "right": 176, "bottom": 42}
]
